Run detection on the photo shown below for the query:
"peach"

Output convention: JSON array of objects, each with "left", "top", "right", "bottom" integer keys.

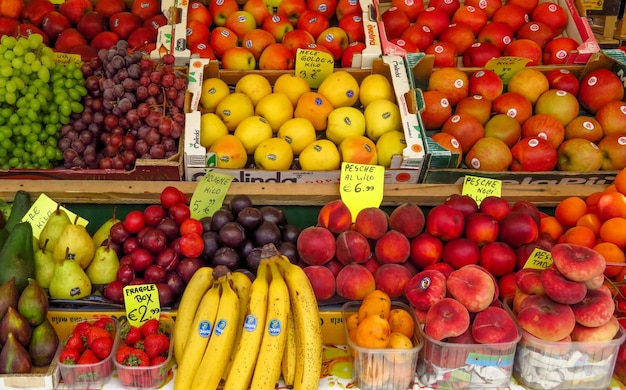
[
  {"left": 362, "top": 256, "right": 380, "bottom": 276},
  {"left": 570, "top": 315, "right": 620, "bottom": 342},
  {"left": 426, "top": 204, "right": 465, "bottom": 241},
  {"left": 442, "top": 237, "right": 480, "bottom": 269},
  {"left": 465, "top": 263, "right": 499, "bottom": 304},
  {"left": 571, "top": 288, "right": 615, "bottom": 327},
  {"left": 512, "top": 290, "right": 530, "bottom": 314},
  {"left": 325, "top": 258, "right": 343, "bottom": 277},
  {"left": 541, "top": 266, "right": 587, "bottom": 305},
  {"left": 388, "top": 202, "right": 425, "bottom": 239},
  {"left": 409, "top": 233, "right": 443, "bottom": 269},
  {"left": 425, "top": 262, "right": 455, "bottom": 278},
  {"left": 479, "top": 241, "right": 517, "bottom": 277},
  {"left": 375, "top": 230, "right": 411, "bottom": 264},
  {"left": 354, "top": 207, "right": 389, "bottom": 240},
  {"left": 465, "top": 212, "right": 499, "bottom": 246},
  {"left": 551, "top": 243, "right": 606, "bottom": 282},
  {"left": 479, "top": 196, "right": 511, "bottom": 221},
  {"left": 297, "top": 226, "right": 336, "bottom": 265},
  {"left": 514, "top": 267, "right": 545, "bottom": 295},
  {"left": 471, "top": 306, "right": 520, "bottom": 344},
  {"left": 585, "top": 274, "right": 605, "bottom": 290},
  {"left": 302, "top": 265, "right": 336, "bottom": 300},
  {"left": 445, "top": 193, "right": 479, "bottom": 218},
  {"left": 405, "top": 269, "right": 447, "bottom": 311},
  {"left": 446, "top": 265, "right": 496, "bottom": 312},
  {"left": 317, "top": 199, "right": 353, "bottom": 234},
  {"left": 335, "top": 263, "right": 376, "bottom": 300},
  {"left": 498, "top": 272, "right": 518, "bottom": 301},
  {"left": 335, "top": 230, "right": 371, "bottom": 265},
  {"left": 374, "top": 263, "right": 413, "bottom": 298},
  {"left": 446, "top": 328, "right": 475, "bottom": 344},
  {"left": 498, "top": 211, "right": 539, "bottom": 248},
  {"left": 516, "top": 294, "right": 576, "bottom": 341},
  {"left": 424, "top": 297, "right": 471, "bottom": 341}
]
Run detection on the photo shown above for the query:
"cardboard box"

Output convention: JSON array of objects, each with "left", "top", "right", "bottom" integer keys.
[
  {"left": 183, "top": 56, "right": 428, "bottom": 183},
  {"left": 405, "top": 49, "right": 626, "bottom": 185},
  {"left": 372, "top": 0, "right": 600, "bottom": 65},
  {"left": 150, "top": 0, "right": 191, "bottom": 66}
]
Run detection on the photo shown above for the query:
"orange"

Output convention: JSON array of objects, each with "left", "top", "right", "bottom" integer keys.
[
  {"left": 597, "top": 191, "right": 626, "bottom": 221},
  {"left": 354, "top": 314, "right": 391, "bottom": 348},
  {"left": 388, "top": 308, "right": 415, "bottom": 339},
  {"left": 558, "top": 225, "right": 596, "bottom": 248},
  {"left": 615, "top": 168, "right": 626, "bottom": 196},
  {"left": 604, "top": 184, "right": 618, "bottom": 194},
  {"left": 539, "top": 216, "right": 563, "bottom": 241},
  {"left": 585, "top": 191, "right": 603, "bottom": 214},
  {"left": 293, "top": 91, "right": 334, "bottom": 131},
  {"left": 594, "top": 242, "right": 626, "bottom": 277},
  {"left": 575, "top": 213, "right": 602, "bottom": 236},
  {"left": 600, "top": 217, "right": 626, "bottom": 249},
  {"left": 554, "top": 196, "right": 587, "bottom": 228},
  {"left": 358, "top": 290, "right": 392, "bottom": 322}
]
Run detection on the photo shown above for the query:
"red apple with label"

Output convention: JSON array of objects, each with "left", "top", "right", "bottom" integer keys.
[
  {"left": 598, "top": 133, "right": 626, "bottom": 170},
  {"left": 521, "top": 113, "right": 565, "bottom": 149},
  {"left": 462, "top": 41, "right": 500, "bottom": 67},
  {"left": 282, "top": 29, "right": 315, "bottom": 55},
  {"left": 58, "top": 0, "right": 92, "bottom": 25},
  {"left": 19, "top": 24, "right": 48, "bottom": 44},
  {"left": 259, "top": 42, "right": 296, "bottom": 70},
  {"left": 425, "top": 42, "right": 458, "bottom": 67},
  {"left": 545, "top": 69, "right": 579, "bottom": 95},
  {"left": 277, "top": 0, "right": 307, "bottom": 24},
  {"left": 388, "top": 37, "right": 418, "bottom": 53},
  {"left": 76, "top": 11, "right": 107, "bottom": 41},
  {"left": 442, "top": 113, "right": 485, "bottom": 153},
  {"left": 392, "top": 0, "right": 424, "bottom": 22},
  {"left": 400, "top": 24, "right": 435, "bottom": 51},
  {"left": 516, "top": 21, "right": 556, "bottom": 48},
  {"left": 381, "top": 6, "right": 411, "bottom": 40},
  {"left": 296, "top": 9, "right": 329, "bottom": 40},
  {"left": 557, "top": 138, "right": 603, "bottom": 172},
  {"left": 186, "top": 20, "right": 212, "bottom": 50},
  {"left": 263, "top": 14, "right": 294, "bottom": 42},
  {"left": 491, "top": 4, "right": 528, "bottom": 33},
  {"left": 455, "top": 95, "right": 491, "bottom": 125},
  {"left": 208, "top": 26, "right": 238, "bottom": 58},
  {"left": 477, "top": 21, "right": 513, "bottom": 52},
  {"left": 510, "top": 137, "right": 558, "bottom": 172},
  {"left": 502, "top": 38, "right": 542, "bottom": 66},
  {"left": 189, "top": 41, "right": 217, "bottom": 59},
  {"left": 341, "top": 40, "right": 366, "bottom": 67},
  {"left": 564, "top": 116, "right": 603, "bottom": 142},
  {"left": 221, "top": 47, "right": 256, "bottom": 70},
  {"left": 421, "top": 90, "right": 452, "bottom": 130},
  {"left": 492, "top": 91, "right": 533, "bottom": 125},
  {"left": 55, "top": 28, "right": 87, "bottom": 53},
  {"left": 464, "top": 0, "right": 501, "bottom": 18},
  {"left": 243, "top": 0, "right": 272, "bottom": 26},
  {"left": 224, "top": 10, "right": 257, "bottom": 39},
  {"left": 131, "top": 0, "right": 160, "bottom": 21},
  {"left": 468, "top": 68, "right": 503, "bottom": 102},
  {"left": 438, "top": 23, "right": 475, "bottom": 55},
  {"left": 416, "top": 7, "right": 450, "bottom": 38},
  {"left": 465, "top": 137, "right": 512, "bottom": 171},
  {"left": 307, "top": 0, "right": 338, "bottom": 20},
  {"left": 531, "top": 2, "right": 567, "bottom": 35},
  {"left": 336, "top": 0, "right": 361, "bottom": 20},
  {"left": 542, "top": 37, "right": 579, "bottom": 65},
  {"left": 143, "top": 14, "right": 167, "bottom": 35},
  {"left": 209, "top": 0, "right": 239, "bottom": 27},
  {"left": 242, "top": 28, "right": 276, "bottom": 60},
  {"left": 595, "top": 101, "right": 626, "bottom": 137},
  {"left": 578, "top": 68, "right": 625, "bottom": 114},
  {"left": 110, "top": 11, "right": 142, "bottom": 40},
  {"left": 21, "top": 0, "right": 55, "bottom": 27},
  {"left": 188, "top": 2, "right": 212, "bottom": 27},
  {"left": 427, "top": 66, "right": 469, "bottom": 106},
  {"left": 316, "top": 26, "right": 349, "bottom": 60},
  {"left": 338, "top": 13, "right": 364, "bottom": 43},
  {"left": 451, "top": 5, "right": 488, "bottom": 35},
  {"left": 429, "top": 0, "right": 460, "bottom": 17}
]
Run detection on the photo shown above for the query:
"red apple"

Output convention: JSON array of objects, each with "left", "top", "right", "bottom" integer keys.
[
  {"left": 188, "top": 2, "right": 212, "bottom": 28},
  {"left": 258, "top": 42, "right": 295, "bottom": 70},
  {"left": 510, "top": 137, "right": 558, "bottom": 172},
  {"left": 477, "top": 21, "right": 513, "bottom": 52},
  {"left": 462, "top": 41, "right": 500, "bottom": 67},
  {"left": 186, "top": 19, "right": 212, "bottom": 50},
  {"left": 76, "top": 11, "right": 107, "bottom": 41},
  {"left": 381, "top": 6, "right": 411, "bottom": 40},
  {"left": 400, "top": 23, "right": 435, "bottom": 52},
  {"left": 521, "top": 113, "right": 565, "bottom": 149},
  {"left": 424, "top": 41, "right": 458, "bottom": 67},
  {"left": 18, "top": 23, "right": 48, "bottom": 44},
  {"left": 42, "top": 11, "right": 71, "bottom": 42},
  {"left": 143, "top": 14, "right": 167, "bottom": 35},
  {"left": 95, "top": 0, "right": 126, "bottom": 18},
  {"left": 208, "top": 26, "right": 238, "bottom": 59},
  {"left": 578, "top": 68, "right": 624, "bottom": 114},
  {"left": 131, "top": 0, "right": 160, "bottom": 21},
  {"left": 542, "top": 37, "right": 579, "bottom": 65},
  {"left": 468, "top": 68, "right": 503, "bottom": 102},
  {"left": 508, "top": 0, "right": 537, "bottom": 13},
  {"left": 55, "top": 28, "right": 87, "bottom": 53},
  {"left": 208, "top": 0, "right": 239, "bottom": 27},
  {"left": 392, "top": 0, "right": 424, "bottom": 22},
  {"left": 21, "top": 0, "right": 55, "bottom": 27},
  {"left": 516, "top": 21, "right": 556, "bottom": 48},
  {"left": 502, "top": 38, "right": 542, "bottom": 66},
  {"left": 441, "top": 113, "right": 485, "bottom": 153},
  {"left": 421, "top": 90, "right": 452, "bottom": 130},
  {"left": 598, "top": 133, "right": 626, "bottom": 171},
  {"left": 464, "top": 0, "right": 501, "bottom": 18},
  {"left": 243, "top": 0, "right": 272, "bottom": 26},
  {"left": 0, "top": 16, "right": 18, "bottom": 37},
  {"left": 296, "top": 9, "right": 329, "bottom": 40},
  {"left": 557, "top": 138, "right": 603, "bottom": 172},
  {"left": 428, "top": 0, "right": 460, "bottom": 17},
  {"left": 491, "top": 91, "right": 533, "bottom": 125},
  {"left": 242, "top": 28, "right": 276, "bottom": 60},
  {"left": 70, "top": 44, "right": 98, "bottom": 61},
  {"left": 438, "top": 23, "right": 475, "bottom": 55},
  {"left": 277, "top": 0, "right": 308, "bottom": 25},
  {"left": 90, "top": 31, "right": 120, "bottom": 50},
  {"left": 224, "top": 10, "right": 257, "bottom": 39},
  {"left": 58, "top": 0, "right": 92, "bottom": 25},
  {"left": 282, "top": 29, "right": 315, "bottom": 55},
  {"left": 221, "top": 47, "right": 256, "bottom": 70},
  {"left": 594, "top": 101, "right": 626, "bottom": 137},
  {"left": 341, "top": 40, "right": 366, "bottom": 67},
  {"left": 127, "top": 27, "right": 156, "bottom": 51},
  {"left": 338, "top": 13, "right": 364, "bottom": 43},
  {"left": 109, "top": 11, "right": 142, "bottom": 40},
  {"left": 531, "top": 2, "right": 567, "bottom": 35},
  {"left": 262, "top": 14, "right": 294, "bottom": 42},
  {"left": 491, "top": 4, "right": 528, "bottom": 33},
  {"left": 388, "top": 37, "right": 418, "bottom": 53},
  {"left": 545, "top": 69, "right": 580, "bottom": 95},
  {"left": 336, "top": 0, "right": 361, "bottom": 20},
  {"left": 415, "top": 7, "right": 450, "bottom": 38},
  {"left": 306, "top": 0, "right": 338, "bottom": 20},
  {"left": 316, "top": 26, "right": 349, "bottom": 60},
  {"left": 451, "top": 5, "right": 488, "bottom": 35},
  {"left": 427, "top": 66, "right": 469, "bottom": 106}
]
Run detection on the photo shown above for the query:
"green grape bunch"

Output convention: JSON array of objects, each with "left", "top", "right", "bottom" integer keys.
[{"left": 0, "top": 33, "right": 87, "bottom": 169}]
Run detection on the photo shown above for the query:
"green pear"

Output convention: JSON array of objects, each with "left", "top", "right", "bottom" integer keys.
[
  {"left": 49, "top": 249, "right": 92, "bottom": 300},
  {"left": 92, "top": 208, "right": 120, "bottom": 248},
  {"left": 34, "top": 240, "right": 55, "bottom": 289},
  {"left": 39, "top": 204, "right": 71, "bottom": 251},
  {"left": 52, "top": 216, "right": 95, "bottom": 270},
  {"left": 86, "top": 244, "right": 120, "bottom": 285},
  {"left": 0, "top": 222, "right": 35, "bottom": 294}
]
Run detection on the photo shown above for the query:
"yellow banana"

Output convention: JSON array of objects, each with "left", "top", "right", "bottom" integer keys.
[
  {"left": 250, "top": 260, "right": 290, "bottom": 390},
  {"left": 278, "top": 255, "right": 323, "bottom": 390},
  {"left": 173, "top": 278, "right": 222, "bottom": 390},
  {"left": 192, "top": 274, "right": 240, "bottom": 390},
  {"left": 281, "top": 305, "right": 297, "bottom": 387},
  {"left": 223, "top": 262, "right": 270, "bottom": 390},
  {"left": 221, "top": 270, "right": 252, "bottom": 381},
  {"left": 173, "top": 266, "right": 214, "bottom": 363}
]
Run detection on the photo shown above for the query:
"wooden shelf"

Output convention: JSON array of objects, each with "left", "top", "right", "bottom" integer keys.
[{"left": 0, "top": 180, "right": 608, "bottom": 207}]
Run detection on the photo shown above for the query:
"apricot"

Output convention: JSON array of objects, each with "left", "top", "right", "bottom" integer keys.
[
  {"left": 355, "top": 314, "right": 391, "bottom": 348},
  {"left": 388, "top": 308, "right": 415, "bottom": 339},
  {"left": 358, "top": 290, "right": 392, "bottom": 322}
]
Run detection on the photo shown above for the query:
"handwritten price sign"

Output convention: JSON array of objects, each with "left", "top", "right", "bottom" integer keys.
[
  {"left": 523, "top": 248, "right": 553, "bottom": 270},
  {"left": 340, "top": 162, "right": 384, "bottom": 221},
  {"left": 123, "top": 284, "right": 161, "bottom": 328},
  {"left": 294, "top": 48, "right": 334, "bottom": 89},
  {"left": 461, "top": 175, "right": 501, "bottom": 206},
  {"left": 190, "top": 171, "right": 233, "bottom": 219}
]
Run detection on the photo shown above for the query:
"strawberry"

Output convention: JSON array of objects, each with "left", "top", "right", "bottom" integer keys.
[
  {"left": 139, "top": 319, "right": 160, "bottom": 338},
  {"left": 90, "top": 337, "right": 114, "bottom": 360},
  {"left": 65, "top": 332, "right": 85, "bottom": 353},
  {"left": 144, "top": 333, "right": 170, "bottom": 358},
  {"left": 72, "top": 321, "right": 91, "bottom": 337},
  {"left": 84, "top": 325, "right": 112, "bottom": 348},
  {"left": 59, "top": 347, "right": 81, "bottom": 365},
  {"left": 121, "top": 325, "right": 142, "bottom": 346},
  {"left": 77, "top": 349, "right": 99, "bottom": 365},
  {"left": 93, "top": 317, "right": 116, "bottom": 334},
  {"left": 116, "top": 344, "right": 135, "bottom": 365},
  {"left": 149, "top": 355, "right": 167, "bottom": 366},
  {"left": 123, "top": 348, "right": 150, "bottom": 367}
]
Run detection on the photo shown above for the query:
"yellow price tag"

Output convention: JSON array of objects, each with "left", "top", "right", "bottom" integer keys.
[
  {"left": 523, "top": 248, "right": 553, "bottom": 270},
  {"left": 340, "top": 162, "right": 384, "bottom": 221},
  {"left": 52, "top": 52, "right": 83, "bottom": 65},
  {"left": 23, "top": 194, "right": 88, "bottom": 240},
  {"left": 295, "top": 48, "right": 334, "bottom": 89},
  {"left": 461, "top": 175, "right": 501, "bottom": 206},
  {"left": 189, "top": 171, "right": 233, "bottom": 219},
  {"left": 123, "top": 284, "right": 161, "bottom": 328},
  {"left": 485, "top": 57, "right": 531, "bottom": 85}
]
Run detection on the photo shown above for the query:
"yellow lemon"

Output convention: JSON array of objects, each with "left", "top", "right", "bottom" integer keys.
[
  {"left": 359, "top": 73, "right": 395, "bottom": 107},
  {"left": 208, "top": 134, "right": 249, "bottom": 169},
  {"left": 298, "top": 139, "right": 340, "bottom": 170},
  {"left": 199, "top": 77, "right": 230, "bottom": 113},
  {"left": 339, "top": 135, "right": 378, "bottom": 165},
  {"left": 317, "top": 70, "right": 360, "bottom": 108},
  {"left": 364, "top": 99, "right": 402, "bottom": 141},
  {"left": 255, "top": 92, "right": 294, "bottom": 132},
  {"left": 215, "top": 92, "right": 255, "bottom": 132},
  {"left": 325, "top": 106, "right": 366, "bottom": 145},
  {"left": 273, "top": 73, "right": 311, "bottom": 106},
  {"left": 277, "top": 117, "right": 318, "bottom": 155},
  {"left": 376, "top": 130, "right": 406, "bottom": 168},
  {"left": 233, "top": 115, "right": 273, "bottom": 154},
  {"left": 200, "top": 112, "right": 229, "bottom": 149},
  {"left": 254, "top": 137, "right": 294, "bottom": 170},
  {"left": 294, "top": 91, "right": 334, "bottom": 131},
  {"left": 235, "top": 74, "right": 272, "bottom": 106}
]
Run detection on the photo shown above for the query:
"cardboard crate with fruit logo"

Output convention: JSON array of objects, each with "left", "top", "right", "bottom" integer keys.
[
  {"left": 183, "top": 56, "right": 429, "bottom": 184},
  {"left": 368, "top": 0, "right": 599, "bottom": 65},
  {"left": 403, "top": 49, "right": 626, "bottom": 185}
]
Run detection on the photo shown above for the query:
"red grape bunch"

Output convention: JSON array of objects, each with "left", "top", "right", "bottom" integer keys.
[{"left": 59, "top": 40, "right": 187, "bottom": 170}]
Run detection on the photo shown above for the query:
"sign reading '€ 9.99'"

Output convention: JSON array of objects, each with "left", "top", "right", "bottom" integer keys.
[
  {"left": 340, "top": 162, "right": 384, "bottom": 221},
  {"left": 123, "top": 284, "right": 161, "bottom": 328}
]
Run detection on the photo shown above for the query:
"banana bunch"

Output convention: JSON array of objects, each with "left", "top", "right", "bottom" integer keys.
[{"left": 174, "top": 244, "right": 323, "bottom": 390}]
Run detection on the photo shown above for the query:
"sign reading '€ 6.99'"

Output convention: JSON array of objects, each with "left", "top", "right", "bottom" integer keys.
[
  {"left": 340, "top": 162, "right": 384, "bottom": 221},
  {"left": 123, "top": 284, "right": 161, "bottom": 328}
]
